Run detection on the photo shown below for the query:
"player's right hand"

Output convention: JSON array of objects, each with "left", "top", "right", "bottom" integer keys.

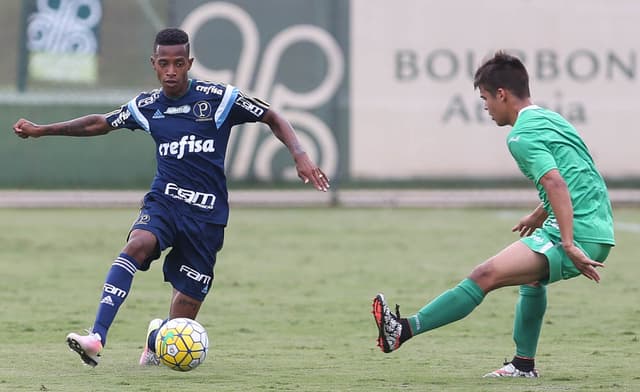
[
  {"left": 13, "top": 118, "right": 41, "bottom": 139},
  {"left": 563, "top": 243, "right": 605, "bottom": 283},
  {"left": 293, "top": 151, "right": 330, "bottom": 192}
]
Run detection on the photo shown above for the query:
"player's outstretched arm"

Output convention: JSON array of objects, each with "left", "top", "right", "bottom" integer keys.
[
  {"left": 261, "top": 109, "right": 330, "bottom": 192},
  {"left": 13, "top": 114, "right": 114, "bottom": 139}
]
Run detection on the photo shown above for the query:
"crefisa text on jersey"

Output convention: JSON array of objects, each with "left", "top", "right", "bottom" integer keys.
[
  {"left": 195, "top": 84, "right": 223, "bottom": 95},
  {"left": 158, "top": 135, "right": 215, "bottom": 160}
]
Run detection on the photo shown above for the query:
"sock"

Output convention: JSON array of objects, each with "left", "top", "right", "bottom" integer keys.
[
  {"left": 147, "top": 318, "right": 169, "bottom": 353},
  {"left": 511, "top": 355, "right": 535, "bottom": 372},
  {"left": 398, "top": 318, "right": 413, "bottom": 344},
  {"left": 513, "top": 284, "right": 546, "bottom": 358},
  {"left": 91, "top": 253, "right": 138, "bottom": 347},
  {"left": 408, "top": 278, "right": 485, "bottom": 335}
]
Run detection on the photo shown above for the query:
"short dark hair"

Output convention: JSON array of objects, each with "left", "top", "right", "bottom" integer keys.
[
  {"left": 154, "top": 28, "right": 189, "bottom": 51},
  {"left": 474, "top": 51, "right": 530, "bottom": 99}
]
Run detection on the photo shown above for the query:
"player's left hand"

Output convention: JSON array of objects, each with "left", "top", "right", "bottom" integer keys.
[
  {"left": 512, "top": 214, "right": 544, "bottom": 237},
  {"left": 294, "top": 152, "right": 330, "bottom": 192},
  {"left": 512, "top": 206, "right": 547, "bottom": 237},
  {"left": 564, "top": 243, "right": 605, "bottom": 283}
]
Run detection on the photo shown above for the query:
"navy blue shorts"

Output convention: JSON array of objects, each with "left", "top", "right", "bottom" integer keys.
[{"left": 129, "top": 193, "right": 225, "bottom": 301}]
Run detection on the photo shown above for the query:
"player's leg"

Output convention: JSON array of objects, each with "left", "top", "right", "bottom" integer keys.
[
  {"left": 140, "top": 289, "right": 203, "bottom": 366},
  {"left": 67, "top": 194, "right": 173, "bottom": 366},
  {"left": 482, "top": 282, "right": 546, "bottom": 378},
  {"left": 143, "top": 221, "right": 223, "bottom": 364},
  {"left": 373, "top": 240, "right": 549, "bottom": 353},
  {"left": 513, "top": 283, "right": 546, "bottom": 366},
  {"left": 66, "top": 229, "right": 159, "bottom": 366},
  {"left": 93, "top": 229, "right": 159, "bottom": 343},
  {"left": 170, "top": 288, "right": 203, "bottom": 319},
  {"left": 486, "top": 238, "right": 612, "bottom": 377}
]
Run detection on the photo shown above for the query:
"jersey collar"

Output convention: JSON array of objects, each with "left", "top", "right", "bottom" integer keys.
[
  {"left": 518, "top": 104, "right": 541, "bottom": 116},
  {"left": 162, "top": 79, "right": 193, "bottom": 101}
]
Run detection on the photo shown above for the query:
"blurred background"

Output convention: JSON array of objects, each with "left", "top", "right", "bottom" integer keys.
[{"left": 0, "top": 0, "right": 638, "bottom": 203}]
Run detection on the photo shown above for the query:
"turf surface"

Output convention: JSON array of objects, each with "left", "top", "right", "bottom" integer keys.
[{"left": 0, "top": 207, "right": 638, "bottom": 391}]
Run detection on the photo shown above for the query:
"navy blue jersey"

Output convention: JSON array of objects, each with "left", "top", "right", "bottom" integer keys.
[{"left": 105, "top": 79, "right": 269, "bottom": 224}]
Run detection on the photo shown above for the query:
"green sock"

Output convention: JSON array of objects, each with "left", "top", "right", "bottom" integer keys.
[
  {"left": 513, "top": 285, "right": 546, "bottom": 358},
  {"left": 408, "top": 278, "right": 485, "bottom": 335}
]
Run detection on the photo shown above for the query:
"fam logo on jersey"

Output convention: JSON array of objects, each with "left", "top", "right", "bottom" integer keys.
[
  {"left": 179, "top": 265, "right": 212, "bottom": 285},
  {"left": 235, "top": 95, "right": 264, "bottom": 117},
  {"left": 193, "top": 100, "right": 212, "bottom": 122},
  {"left": 165, "top": 183, "right": 216, "bottom": 210}
]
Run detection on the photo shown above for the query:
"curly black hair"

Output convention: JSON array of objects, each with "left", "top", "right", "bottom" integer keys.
[{"left": 153, "top": 28, "right": 189, "bottom": 50}]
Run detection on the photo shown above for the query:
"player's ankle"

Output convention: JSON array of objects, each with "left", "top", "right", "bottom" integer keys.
[
  {"left": 399, "top": 318, "right": 413, "bottom": 344},
  {"left": 511, "top": 355, "right": 535, "bottom": 372}
]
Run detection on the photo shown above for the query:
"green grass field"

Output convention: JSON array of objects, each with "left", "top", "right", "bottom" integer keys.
[{"left": 0, "top": 207, "right": 638, "bottom": 391}]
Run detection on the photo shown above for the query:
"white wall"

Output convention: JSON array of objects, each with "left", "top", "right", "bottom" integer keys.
[{"left": 350, "top": 0, "right": 640, "bottom": 180}]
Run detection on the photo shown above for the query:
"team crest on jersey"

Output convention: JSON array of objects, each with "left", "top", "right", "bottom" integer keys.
[
  {"left": 193, "top": 100, "right": 212, "bottom": 122},
  {"left": 135, "top": 213, "right": 151, "bottom": 225}
]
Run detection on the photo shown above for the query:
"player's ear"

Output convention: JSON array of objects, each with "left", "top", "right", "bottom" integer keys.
[
  {"left": 150, "top": 56, "right": 156, "bottom": 67},
  {"left": 188, "top": 57, "right": 194, "bottom": 70},
  {"left": 496, "top": 88, "right": 506, "bottom": 102}
]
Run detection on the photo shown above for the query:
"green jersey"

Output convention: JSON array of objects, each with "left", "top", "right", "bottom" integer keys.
[{"left": 508, "top": 105, "right": 615, "bottom": 246}]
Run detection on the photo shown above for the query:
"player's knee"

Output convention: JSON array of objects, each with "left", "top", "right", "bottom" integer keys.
[
  {"left": 123, "top": 230, "right": 157, "bottom": 266},
  {"left": 469, "top": 259, "right": 499, "bottom": 292}
]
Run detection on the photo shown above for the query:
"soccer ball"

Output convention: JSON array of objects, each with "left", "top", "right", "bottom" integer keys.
[{"left": 155, "top": 317, "right": 209, "bottom": 371}]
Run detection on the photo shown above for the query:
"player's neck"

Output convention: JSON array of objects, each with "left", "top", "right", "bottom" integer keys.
[
  {"left": 510, "top": 98, "right": 533, "bottom": 125},
  {"left": 163, "top": 79, "right": 192, "bottom": 100}
]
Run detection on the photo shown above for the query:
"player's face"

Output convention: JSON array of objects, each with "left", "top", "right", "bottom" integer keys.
[
  {"left": 151, "top": 44, "right": 194, "bottom": 98},
  {"left": 479, "top": 86, "right": 509, "bottom": 126}
]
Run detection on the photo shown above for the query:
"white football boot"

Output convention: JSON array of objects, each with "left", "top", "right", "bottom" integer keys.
[
  {"left": 66, "top": 331, "right": 103, "bottom": 367},
  {"left": 483, "top": 362, "right": 539, "bottom": 378}
]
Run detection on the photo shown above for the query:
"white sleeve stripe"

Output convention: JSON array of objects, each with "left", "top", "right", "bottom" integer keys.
[
  {"left": 214, "top": 85, "right": 238, "bottom": 129},
  {"left": 127, "top": 99, "right": 150, "bottom": 133}
]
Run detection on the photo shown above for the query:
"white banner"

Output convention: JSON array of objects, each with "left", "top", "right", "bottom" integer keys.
[{"left": 350, "top": 0, "right": 639, "bottom": 180}]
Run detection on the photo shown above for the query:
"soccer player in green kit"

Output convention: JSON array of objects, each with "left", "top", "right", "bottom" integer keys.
[{"left": 372, "top": 51, "right": 615, "bottom": 377}]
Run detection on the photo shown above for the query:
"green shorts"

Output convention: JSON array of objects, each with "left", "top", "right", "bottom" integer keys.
[{"left": 521, "top": 228, "right": 612, "bottom": 285}]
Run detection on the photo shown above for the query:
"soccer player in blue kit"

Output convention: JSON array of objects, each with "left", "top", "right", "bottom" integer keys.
[{"left": 13, "top": 28, "right": 330, "bottom": 367}]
